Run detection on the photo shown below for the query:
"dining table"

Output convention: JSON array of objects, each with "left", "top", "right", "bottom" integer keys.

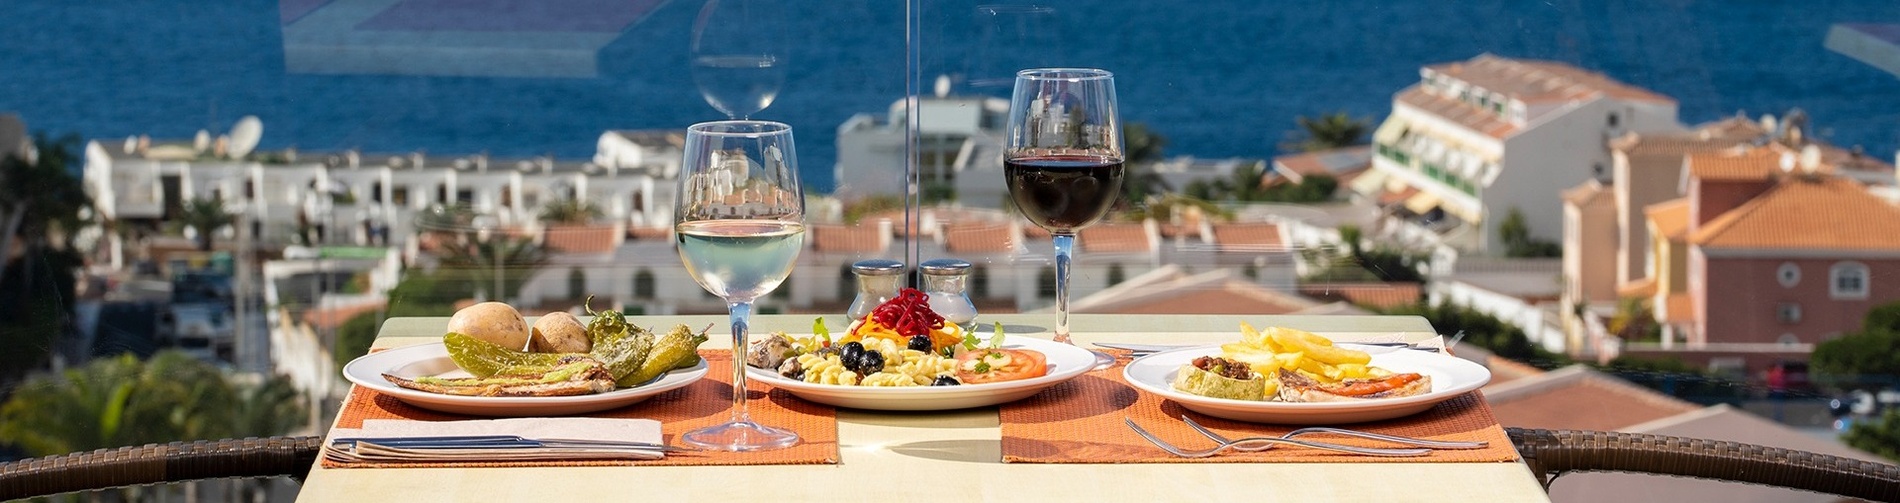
[{"left": 295, "top": 313, "right": 1553, "bottom": 502}]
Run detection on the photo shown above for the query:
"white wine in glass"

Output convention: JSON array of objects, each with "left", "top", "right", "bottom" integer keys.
[{"left": 675, "top": 120, "right": 805, "bottom": 451}]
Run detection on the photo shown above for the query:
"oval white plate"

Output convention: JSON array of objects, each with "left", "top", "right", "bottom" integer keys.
[
  {"left": 1123, "top": 344, "right": 1492, "bottom": 424},
  {"left": 341, "top": 343, "right": 707, "bottom": 417},
  {"left": 746, "top": 337, "right": 1095, "bottom": 411}
]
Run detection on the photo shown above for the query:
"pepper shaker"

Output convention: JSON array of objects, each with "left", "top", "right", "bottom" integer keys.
[
  {"left": 919, "top": 258, "right": 978, "bottom": 326},
  {"left": 847, "top": 259, "right": 906, "bottom": 321}
]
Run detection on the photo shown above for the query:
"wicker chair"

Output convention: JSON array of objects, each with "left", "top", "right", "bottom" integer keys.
[
  {"left": 1508, "top": 428, "right": 1900, "bottom": 502},
  {"left": 4, "top": 431, "right": 1899, "bottom": 500},
  {"left": 0, "top": 436, "right": 321, "bottom": 501}
]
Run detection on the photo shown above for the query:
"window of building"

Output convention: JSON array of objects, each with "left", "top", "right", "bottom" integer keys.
[
  {"left": 1777, "top": 262, "right": 1800, "bottom": 288},
  {"left": 1777, "top": 334, "right": 1800, "bottom": 345},
  {"left": 1106, "top": 264, "right": 1125, "bottom": 286},
  {"left": 371, "top": 181, "right": 383, "bottom": 203},
  {"left": 568, "top": 268, "right": 586, "bottom": 300},
  {"left": 838, "top": 265, "right": 855, "bottom": 301},
  {"left": 633, "top": 270, "right": 655, "bottom": 299},
  {"left": 1038, "top": 266, "right": 1057, "bottom": 299},
  {"left": 392, "top": 187, "right": 410, "bottom": 206},
  {"left": 1830, "top": 262, "right": 1869, "bottom": 299},
  {"left": 1776, "top": 303, "right": 1801, "bottom": 324},
  {"left": 1607, "top": 112, "right": 1620, "bottom": 128},
  {"left": 971, "top": 265, "right": 990, "bottom": 299}
]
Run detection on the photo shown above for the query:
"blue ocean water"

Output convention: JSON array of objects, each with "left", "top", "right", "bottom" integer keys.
[{"left": 1, "top": 1, "right": 1897, "bottom": 191}]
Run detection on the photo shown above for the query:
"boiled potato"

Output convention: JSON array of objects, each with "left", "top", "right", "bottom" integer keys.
[
  {"left": 447, "top": 302, "right": 530, "bottom": 351},
  {"left": 530, "top": 311, "right": 591, "bottom": 353}
]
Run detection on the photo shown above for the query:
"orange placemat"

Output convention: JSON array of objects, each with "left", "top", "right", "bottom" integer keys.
[
  {"left": 323, "top": 351, "right": 838, "bottom": 468},
  {"left": 999, "top": 362, "right": 1518, "bottom": 464}
]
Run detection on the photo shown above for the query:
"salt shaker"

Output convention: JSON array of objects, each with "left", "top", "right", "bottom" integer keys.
[
  {"left": 919, "top": 258, "right": 978, "bottom": 325},
  {"left": 847, "top": 259, "right": 906, "bottom": 320}
]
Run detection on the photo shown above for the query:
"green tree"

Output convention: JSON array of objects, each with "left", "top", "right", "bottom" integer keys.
[
  {"left": 0, "top": 133, "right": 89, "bottom": 384},
  {"left": 539, "top": 197, "right": 603, "bottom": 225},
  {"left": 1844, "top": 408, "right": 1900, "bottom": 462},
  {"left": 1812, "top": 304, "right": 1900, "bottom": 391},
  {"left": 175, "top": 197, "right": 237, "bottom": 251},
  {"left": 1285, "top": 112, "right": 1370, "bottom": 152},
  {"left": 332, "top": 309, "right": 387, "bottom": 376},
  {"left": 0, "top": 351, "right": 305, "bottom": 457},
  {"left": 1498, "top": 207, "right": 1560, "bottom": 257},
  {"left": 1120, "top": 122, "right": 1172, "bottom": 203}
]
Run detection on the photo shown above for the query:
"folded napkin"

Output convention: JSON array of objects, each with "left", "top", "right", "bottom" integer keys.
[{"left": 325, "top": 417, "right": 666, "bottom": 464}]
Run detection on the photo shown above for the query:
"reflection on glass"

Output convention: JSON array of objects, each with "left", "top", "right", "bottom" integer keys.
[{"left": 691, "top": 0, "right": 789, "bottom": 119}]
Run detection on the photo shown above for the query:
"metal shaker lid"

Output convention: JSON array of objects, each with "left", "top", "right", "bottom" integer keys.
[
  {"left": 919, "top": 258, "right": 973, "bottom": 275},
  {"left": 850, "top": 259, "right": 907, "bottom": 276}
]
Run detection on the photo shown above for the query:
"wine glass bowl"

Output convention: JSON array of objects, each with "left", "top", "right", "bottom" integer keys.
[
  {"left": 690, "top": 0, "right": 788, "bottom": 119},
  {"left": 1005, "top": 68, "right": 1124, "bottom": 369},
  {"left": 675, "top": 120, "right": 804, "bottom": 451}
]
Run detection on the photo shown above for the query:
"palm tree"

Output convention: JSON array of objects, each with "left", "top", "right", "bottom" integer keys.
[
  {"left": 175, "top": 197, "right": 236, "bottom": 251},
  {"left": 1287, "top": 112, "right": 1371, "bottom": 152},
  {"left": 1120, "top": 122, "right": 1173, "bottom": 204},
  {"left": 539, "top": 197, "right": 602, "bottom": 226}
]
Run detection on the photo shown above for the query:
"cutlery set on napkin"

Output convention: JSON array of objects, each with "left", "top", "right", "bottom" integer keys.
[{"left": 324, "top": 417, "right": 678, "bottom": 463}]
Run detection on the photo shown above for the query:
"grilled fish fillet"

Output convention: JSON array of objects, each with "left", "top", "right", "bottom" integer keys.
[
  {"left": 383, "top": 356, "right": 617, "bottom": 397},
  {"left": 1276, "top": 368, "right": 1431, "bottom": 402}
]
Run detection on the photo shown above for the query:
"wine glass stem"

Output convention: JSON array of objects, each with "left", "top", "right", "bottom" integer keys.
[
  {"left": 726, "top": 299, "right": 754, "bottom": 424},
  {"left": 1053, "top": 232, "right": 1075, "bottom": 345}
]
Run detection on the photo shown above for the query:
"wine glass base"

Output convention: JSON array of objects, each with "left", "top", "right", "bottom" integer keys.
[{"left": 681, "top": 420, "right": 800, "bottom": 452}]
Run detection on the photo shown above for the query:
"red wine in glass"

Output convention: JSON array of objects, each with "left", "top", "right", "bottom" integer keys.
[{"left": 1004, "top": 154, "right": 1126, "bottom": 232}]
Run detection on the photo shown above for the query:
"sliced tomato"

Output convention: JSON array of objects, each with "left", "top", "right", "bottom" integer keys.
[{"left": 955, "top": 348, "right": 1048, "bottom": 384}]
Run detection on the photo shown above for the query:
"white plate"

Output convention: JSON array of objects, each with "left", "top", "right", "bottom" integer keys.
[
  {"left": 1123, "top": 344, "right": 1491, "bottom": 424},
  {"left": 745, "top": 337, "right": 1096, "bottom": 411},
  {"left": 341, "top": 343, "right": 707, "bottom": 417}
]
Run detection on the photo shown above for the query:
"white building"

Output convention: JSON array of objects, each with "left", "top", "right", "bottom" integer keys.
[
  {"left": 1354, "top": 54, "right": 1683, "bottom": 254},
  {"left": 834, "top": 93, "right": 1010, "bottom": 206},
  {"left": 82, "top": 126, "right": 683, "bottom": 265}
]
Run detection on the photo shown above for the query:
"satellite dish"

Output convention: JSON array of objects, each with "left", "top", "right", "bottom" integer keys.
[
  {"left": 935, "top": 75, "right": 952, "bottom": 98},
  {"left": 123, "top": 136, "right": 137, "bottom": 154},
  {"left": 227, "top": 116, "right": 263, "bottom": 159},
  {"left": 1779, "top": 152, "right": 1796, "bottom": 173},
  {"left": 1800, "top": 145, "right": 1822, "bottom": 174},
  {"left": 194, "top": 130, "right": 211, "bottom": 153},
  {"left": 1759, "top": 114, "right": 1777, "bottom": 135}
]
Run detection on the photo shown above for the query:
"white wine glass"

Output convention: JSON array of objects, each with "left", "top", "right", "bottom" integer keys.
[
  {"left": 690, "top": 0, "right": 787, "bottom": 119},
  {"left": 675, "top": 120, "right": 805, "bottom": 451},
  {"left": 1005, "top": 68, "right": 1124, "bottom": 369}
]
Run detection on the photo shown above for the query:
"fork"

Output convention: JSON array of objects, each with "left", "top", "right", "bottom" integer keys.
[
  {"left": 1179, "top": 415, "right": 1487, "bottom": 450},
  {"left": 1123, "top": 418, "right": 1429, "bottom": 458}
]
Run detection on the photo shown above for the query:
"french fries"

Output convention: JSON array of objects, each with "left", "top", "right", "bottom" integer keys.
[{"left": 1224, "top": 323, "right": 1377, "bottom": 388}]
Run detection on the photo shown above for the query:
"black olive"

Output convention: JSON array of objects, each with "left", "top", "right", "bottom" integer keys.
[
  {"left": 907, "top": 334, "right": 933, "bottom": 352},
  {"left": 858, "top": 351, "right": 886, "bottom": 374},
  {"left": 932, "top": 375, "right": 961, "bottom": 386},
  {"left": 839, "top": 342, "right": 866, "bottom": 370}
]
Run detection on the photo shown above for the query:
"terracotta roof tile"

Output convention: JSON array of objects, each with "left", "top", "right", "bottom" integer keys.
[
  {"left": 1485, "top": 366, "right": 1702, "bottom": 431},
  {"left": 303, "top": 301, "right": 386, "bottom": 331},
  {"left": 1271, "top": 146, "right": 1371, "bottom": 181},
  {"left": 1078, "top": 224, "right": 1154, "bottom": 254},
  {"left": 1208, "top": 223, "right": 1283, "bottom": 251},
  {"left": 1644, "top": 198, "right": 1690, "bottom": 240},
  {"left": 1686, "top": 148, "right": 1790, "bottom": 181},
  {"left": 942, "top": 222, "right": 1017, "bottom": 253},
  {"left": 810, "top": 224, "right": 888, "bottom": 253},
  {"left": 1561, "top": 179, "right": 1609, "bottom": 206},
  {"left": 1396, "top": 86, "right": 1520, "bottom": 139},
  {"left": 1690, "top": 176, "right": 1900, "bottom": 250},
  {"left": 626, "top": 225, "right": 671, "bottom": 240},
  {"left": 1297, "top": 282, "right": 1422, "bottom": 309},
  {"left": 543, "top": 225, "right": 619, "bottom": 254},
  {"left": 1426, "top": 54, "right": 1674, "bottom": 105},
  {"left": 1377, "top": 186, "right": 1421, "bottom": 207}
]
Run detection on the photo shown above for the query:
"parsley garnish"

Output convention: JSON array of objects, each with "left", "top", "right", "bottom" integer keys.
[
  {"left": 974, "top": 361, "right": 992, "bottom": 373},
  {"left": 991, "top": 321, "right": 1006, "bottom": 348}
]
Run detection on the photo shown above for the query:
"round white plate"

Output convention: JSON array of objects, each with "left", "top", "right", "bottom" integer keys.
[
  {"left": 341, "top": 342, "right": 707, "bottom": 417},
  {"left": 1123, "top": 344, "right": 1492, "bottom": 424},
  {"left": 745, "top": 337, "right": 1095, "bottom": 411}
]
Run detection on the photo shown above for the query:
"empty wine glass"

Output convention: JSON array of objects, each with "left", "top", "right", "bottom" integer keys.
[
  {"left": 690, "top": 0, "right": 787, "bottom": 119},
  {"left": 1004, "top": 68, "right": 1124, "bottom": 369},
  {"left": 675, "top": 120, "right": 805, "bottom": 451}
]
